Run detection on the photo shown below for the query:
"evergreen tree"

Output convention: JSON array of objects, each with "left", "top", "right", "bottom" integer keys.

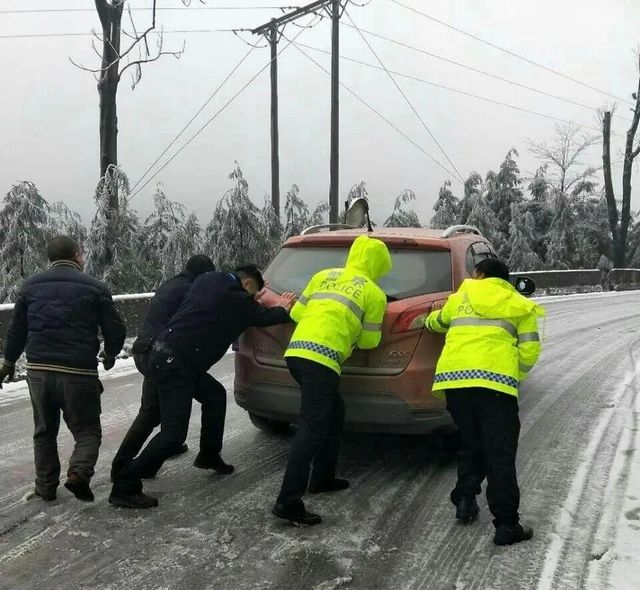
[
  {"left": 545, "top": 194, "right": 572, "bottom": 269},
  {"left": 205, "top": 163, "right": 266, "bottom": 270},
  {"left": 466, "top": 195, "right": 507, "bottom": 255},
  {"left": 457, "top": 172, "right": 483, "bottom": 224},
  {"left": 258, "top": 197, "right": 282, "bottom": 269},
  {"left": 85, "top": 166, "right": 146, "bottom": 293},
  {"left": 507, "top": 203, "right": 542, "bottom": 271},
  {"left": 384, "top": 189, "right": 421, "bottom": 228},
  {"left": 430, "top": 180, "right": 460, "bottom": 229},
  {"left": 284, "top": 184, "right": 310, "bottom": 240},
  {"left": 0, "top": 181, "right": 51, "bottom": 302},
  {"left": 486, "top": 148, "right": 523, "bottom": 234}
]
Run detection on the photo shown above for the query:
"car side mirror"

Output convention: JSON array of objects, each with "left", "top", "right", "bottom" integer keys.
[{"left": 514, "top": 276, "right": 536, "bottom": 297}]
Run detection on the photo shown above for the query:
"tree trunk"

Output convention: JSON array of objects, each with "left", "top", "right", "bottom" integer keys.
[
  {"left": 602, "top": 111, "right": 622, "bottom": 266},
  {"left": 620, "top": 69, "right": 640, "bottom": 266},
  {"left": 96, "top": 0, "right": 123, "bottom": 212}
]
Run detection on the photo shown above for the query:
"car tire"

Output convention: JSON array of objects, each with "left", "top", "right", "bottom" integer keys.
[{"left": 249, "top": 412, "right": 291, "bottom": 434}]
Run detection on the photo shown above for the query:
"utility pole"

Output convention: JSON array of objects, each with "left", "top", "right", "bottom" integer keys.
[
  {"left": 253, "top": 0, "right": 345, "bottom": 222},
  {"left": 329, "top": 0, "right": 340, "bottom": 223},
  {"left": 268, "top": 21, "right": 280, "bottom": 216}
]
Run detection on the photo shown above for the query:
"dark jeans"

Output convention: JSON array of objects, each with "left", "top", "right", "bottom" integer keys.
[
  {"left": 27, "top": 370, "right": 102, "bottom": 495},
  {"left": 111, "top": 353, "right": 225, "bottom": 473},
  {"left": 113, "top": 349, "right": 227, "bottom": 495},
  {"left": 445, "top": 387, "right": 521, "bottom": 527},
  {"left": 276, "top": 357, "right": 345, "bottom": 508}
]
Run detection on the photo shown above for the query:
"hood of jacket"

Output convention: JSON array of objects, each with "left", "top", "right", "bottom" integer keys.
[
  {"left": 345, "top": 235, "right": 392, "bottom": 282},
  {"left": 459, "top": 277, "right": 545, "bottom": 318}
]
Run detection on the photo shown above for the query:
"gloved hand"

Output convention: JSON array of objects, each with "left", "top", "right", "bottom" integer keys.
[
  {"left": 0, "top": 363, "right": 16, "bottom": 389},
  {"left": 99, "top": 352, "right": 116, "bottom": 371}
]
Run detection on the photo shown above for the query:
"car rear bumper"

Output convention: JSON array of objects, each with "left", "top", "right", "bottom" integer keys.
[{"left": 234, "top": 382, "right": 453, "bottom": 435}]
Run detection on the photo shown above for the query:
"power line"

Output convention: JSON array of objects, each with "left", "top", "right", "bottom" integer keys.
[
  {"left": 0, "top": 6, "right": 301, "bottom": 14},
  {"left": 129, "top": 19, "right": 311, "bottom": 201},
  {"left": 283, "top": 34, "right": 462, "bottom": 183},
  {"left": 344, "top": 8, "right": 464, "bottom": 183},
  {"left": 339, "top": 22, "right": 619, "bottom": 116},
  {"left": 130, "top": 44, "right": 257, "bottom": 194},
  {"left": 388, "top": 0, "right": 634, "bottom": 107},
  {"left": 297, "top": 41, "right": 612, "bottom": 134},
  {"left": 0, "top": 29, "right": 247, "bottom": 39}
]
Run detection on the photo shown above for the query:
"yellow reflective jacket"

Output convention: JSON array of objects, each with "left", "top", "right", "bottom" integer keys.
[
  {"left": 425, "top": 277, "right": 545, "bottom": 398},
  {"left": 284, "top": 235, "right": 392, "bottom": 375}
]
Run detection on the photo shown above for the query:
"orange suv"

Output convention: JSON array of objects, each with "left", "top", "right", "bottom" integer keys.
[{"left": 234, "top": 225, "right": 524, "bottom": 435}]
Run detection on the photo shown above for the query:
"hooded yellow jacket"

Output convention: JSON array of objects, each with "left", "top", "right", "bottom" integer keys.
[
  {"left": 284, "top": 235, "right": 392, "bottom": 375},
  {"left": 425, "top": 278, "right": 545, "bottom": 398}
]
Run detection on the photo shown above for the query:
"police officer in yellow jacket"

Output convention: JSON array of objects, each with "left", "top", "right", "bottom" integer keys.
[
  {"left": 425, "top": 257, "right": 544, "bottom": 546},
  {"left": 273, "top": 235, "right": 392, "bottom": 526}
]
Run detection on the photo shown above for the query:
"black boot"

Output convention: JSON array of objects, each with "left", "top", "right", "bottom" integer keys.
[
  {"left": 168, "top": 443, "right": 189, "bottom": 458},
  {"left": 108, "top": 491, "right": 159, "bottom": 509},
  {"left": 193, "top": 452, "right": 235, "bottom": 474},
  {"left": 493, "top": 523, "right": 534, "bottom": 546},
  {"left": 308, "top": 478, "right": 350, "bottom": 494},
  {"left": 455, "top": 496, "right": 479, "bottom": 524},
  {"left": 33, "top": 489, "right": 57, "bottom": 502},
  {"left": 272, "top": 502, "right": 322, "bottom": 526},
  {"left": 64, "top": 473, "right": 94, "bottom": 502}
]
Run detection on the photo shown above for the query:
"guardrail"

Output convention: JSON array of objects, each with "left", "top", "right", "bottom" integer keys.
[{"left": 1, "top": 270, "right": 639, "bottom": 356}]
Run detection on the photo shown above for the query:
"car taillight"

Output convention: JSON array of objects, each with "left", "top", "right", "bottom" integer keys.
[{"left": 391, "top": 305, "right": 430, "bottom": 333}]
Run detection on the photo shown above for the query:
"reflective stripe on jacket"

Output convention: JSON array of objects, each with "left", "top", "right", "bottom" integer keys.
[
  {"left": 425, "top": 277, "right": 545, "bottom": 398},
  {"left": 284, "top": 235, "right": 392, "bottom": 374}
]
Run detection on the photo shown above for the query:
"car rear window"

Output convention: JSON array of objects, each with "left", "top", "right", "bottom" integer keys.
[{"left": 264, "top": 246, "right": 452, "bottom": 300}]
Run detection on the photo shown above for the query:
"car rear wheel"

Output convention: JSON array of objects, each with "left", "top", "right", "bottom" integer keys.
[{"left": 249, "top": 412, "right": 291, "bottom": 434}]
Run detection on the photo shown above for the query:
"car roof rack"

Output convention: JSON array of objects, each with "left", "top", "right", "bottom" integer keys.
[
  {"left": 441, "top": 224, "right": 482, "bottom": 238},
  {"left": 301, "top": 223, "right": 356, "bottom": 235}
]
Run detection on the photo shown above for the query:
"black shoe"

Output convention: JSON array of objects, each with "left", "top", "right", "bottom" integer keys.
[
  {"left": 168, "top": 443, "right": 189, "bottom": 458},
  {"left": 64, "top": 473, "right": 94, "bottom": 502},
  {"left": 33, "top": 489, "right": 57, "bottom": 502},
  {"left": 493, "top": 523, "right": 534, "bottom": 546},
  {"left": 193, "top": 453, "right": 235, "bottom": 474},
  {"left": 108, "top": 492, "right": 159, "bottom": 509},
  {"left": 272, "top": 503, "right": 322, "bottom": 526},
  {"left": 455, "top": 496, "right": 479, "bottom": 524},
  {"left": 308, "top": 478, "right": 350, "bottom": 494}
]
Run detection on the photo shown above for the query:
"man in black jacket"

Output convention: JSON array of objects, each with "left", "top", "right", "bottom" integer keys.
[
  {"left": 111, "top": 255, "right": 215, "bottom": 481},
  {"left": 0, "top": 236, "right": 125, "bottom": 503},
  {"left": 109, "top": 266, "right": 296, "bottom": 509}
]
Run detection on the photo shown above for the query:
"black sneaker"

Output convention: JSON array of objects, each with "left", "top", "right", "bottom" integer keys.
[
  {"left": 64, "top": 473, "right": 94, "bottom": 502},
  {"left": 455, "top": 496, "right": 479, "bottom": 524},
  {"left": 272, "top": 503, "right": 322, "bottom": 526},
  {"left": 308, "top": 478, "right": 350, "bottom": 494},
  {"left": 193, "top": 453, "right": 235, "bottom": 474},
  {"left": 493, "top": 523, "right": 534, "bottom": 546},
  {"left": 108, "top": 492, "right": 159, "bottom": 509}
]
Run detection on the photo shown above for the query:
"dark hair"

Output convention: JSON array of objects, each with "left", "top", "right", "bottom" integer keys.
[
  {"left": 475, "top": 257, "right": 510, "bottom": 282},
  {"left": 185, "top": 254, "right": 215, "bottom": 276},
  {"left": 47, "top": 236, "right": 81, "bottom": 262},
  {"left": 234, "top": 265, "right": 265, "bottom": 291}
]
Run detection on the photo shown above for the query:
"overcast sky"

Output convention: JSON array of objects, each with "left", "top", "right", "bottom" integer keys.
[{"left": 1, "top": 0, "right": 639, "bottom": 226}]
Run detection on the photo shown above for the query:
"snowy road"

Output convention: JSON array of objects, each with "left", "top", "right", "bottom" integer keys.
[{"left": 0, "top": 291, "right": 639, "bottom": 590}]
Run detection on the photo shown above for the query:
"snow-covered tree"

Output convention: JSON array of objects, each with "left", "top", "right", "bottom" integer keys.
[
  {"left": 466, "top": 195, "right": 507, "bottom": 255},
  {"left": 85, "top": 166, "right": 146, "bottom": 293},
  {"left": 384, "top": 189, "right": 421, "bottom": 227},
  {"left": 309, "top": 201, "right": 329, "bottom": 226},
  {"left": 545, "top": 194, "right": 572, "bottom": 269},
  {"left": 205, "top": 163, "right": 266, "bottom": 270},
  {"left": 259, "top": 197, "right": 282, "bottom": 269},
  {"left": 0, "top": 181, "right": 52, "bottom": 301},
  {"left": 284, "top": 184, "right": 310, "bottom": 240},
  {"left": 486, "top": 148, "right": 523, "bottom": 234},
  {"left": 507, "top": 204, "right": 542, "bottom": 271},
  {"left": 49, "top": 202, "right": 87, "bottom": 248},
  {"left": 430, "top": 180, "right": 460, "bottom": 229},
  {"left": 458, "top": 172, "right": 483, "bottom": 225}
]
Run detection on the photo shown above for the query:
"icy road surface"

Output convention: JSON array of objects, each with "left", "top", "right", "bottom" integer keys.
[{"left": 0, "top": 291, "right": 639, "bottom": 590}]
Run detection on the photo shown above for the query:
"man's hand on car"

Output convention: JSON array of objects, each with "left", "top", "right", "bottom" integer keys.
[
  {"left": 277, "top": 292, "right": 297, "bottom": 312},
  {"left": 99, "top": 352, "right": 116, "bottom": 371},
  {"left": 0, "top": 363, "right": 16, "bottom": 389}
]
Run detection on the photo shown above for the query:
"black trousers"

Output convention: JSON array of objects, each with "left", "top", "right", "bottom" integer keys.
[
  {"left": 27, "top": 370, "right": 102, "bottom": 494},
  {"left": 445, "top": 387, "right": 521, "bottom": 527},
  {"left": 111, "top": 353, "right": 224, "bottom": 474},
  {"left": 277, "top": 357, "right": 345, "bottom": 508},
  {"left": 112, "top": 350, "right": 226, "bottom": 495}
]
